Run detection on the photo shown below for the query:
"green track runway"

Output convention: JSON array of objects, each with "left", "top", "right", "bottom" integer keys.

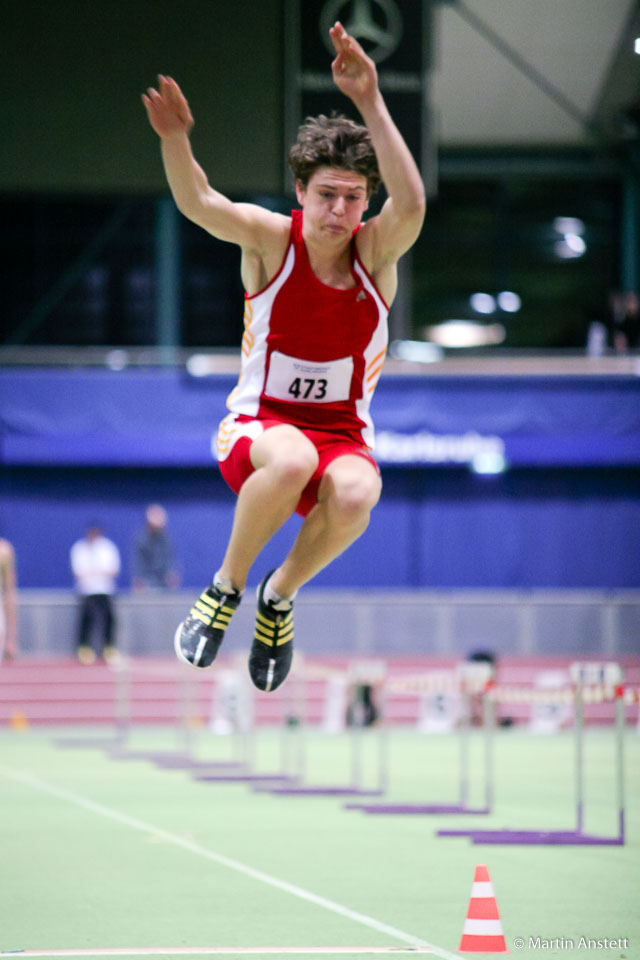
[{"left": 1, "top": 727, "right": 638, "bottom": 959}]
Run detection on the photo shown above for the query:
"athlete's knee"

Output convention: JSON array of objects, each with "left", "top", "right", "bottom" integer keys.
[
  {"left": 271, "top": 450, "right": 318, "bottom": 491},
  {"left": 266, "top": 440, "right": 319, "bottom": 491},
  {"left": 251, "top": 427, "right": 319, "bottom": 491},
  {"left": 326, "top": 468, "right": 381, "bottom": 526}
]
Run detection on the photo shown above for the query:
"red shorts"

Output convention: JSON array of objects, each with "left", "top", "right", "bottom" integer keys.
[{"left": 216, "top": 415, "right": 379, "bottom": 518}]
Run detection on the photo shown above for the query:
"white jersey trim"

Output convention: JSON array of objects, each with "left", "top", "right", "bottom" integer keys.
[
  {"left": 226, "top": 244, "right": 296, "bottom": 416},
  {"left": 353, "top": 258, "right": 389, "bottom": 449}
]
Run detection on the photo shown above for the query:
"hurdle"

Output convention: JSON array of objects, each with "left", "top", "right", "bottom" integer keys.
[
  {"left": 53, "top": 650, "right": 133, "bottom": 751},
  {"left": 51, "top": 642, "right": 204, "bottom": 762},
  {"left": 52, "top": 651, "right": 302, "bottom": 785},
  {"left": 84, "top": 655, "right": 256, "bottom": 778},
  {"left": 105, "top": 658, "right": 209, "bottom": 766},
  {"left": 438, "top": 661, "right": 628, "bottom": 845},
  {"left": 253, "top": 661, "right": 389, "bottom": 797},
  {"left": 346, "top": 662, "right": 494, "bottom": 815},
  {"left": 125, "top": 654, "right": 299, "bottom": 785},
  {"left": 193, "top": 664, "right": 304, "bottom": 786}
]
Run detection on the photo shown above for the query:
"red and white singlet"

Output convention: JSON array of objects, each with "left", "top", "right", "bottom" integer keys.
[{"left": 217, "top": 209, "right": 389, "bottom": 464}]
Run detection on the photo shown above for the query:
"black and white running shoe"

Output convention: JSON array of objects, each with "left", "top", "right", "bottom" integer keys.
[
  {"left": 174, "top": 582, "right": 242, "bottom": 668},
  {"left": 248, "top": 571, "right": 294, "bottom": 692}
]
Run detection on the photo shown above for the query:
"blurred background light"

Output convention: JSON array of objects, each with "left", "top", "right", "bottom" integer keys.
[
  {"left": 471, "top": 450, "right": 508, "bottom": 474},
  {"left": 105, "top": 349, "right": 129, "bottom": 371},
  {"left": 388, "top": 339, "right": 443, "bottom": 363},
  {"left": 553, "top": 216, "right": 585, "bottom": 236},
  {"left": 470, "top": 293, "right": 497, "bottom": 315},
  {"left": 425, "top": 321, "right": 506, "bottom": 348},
  {"left": 552, "top": 216, "right": 587, "bottom": 259},
  {"left": 564, "top": 234, "right": 587, "bottom": 254},
  {"left": 554, "top": 234, "right": 587, "bottom": 259},
  {"left": 186, "top": 353, "right": 215, "bottom": 377},
  {"left": 497, "top": 291, "right": 522, "bottom": 313}
]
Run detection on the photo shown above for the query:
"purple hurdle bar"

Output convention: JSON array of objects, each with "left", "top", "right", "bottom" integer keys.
[
  {"left": 253, "top": 784, "right": 385, "bottom": 796},
  {"left": 347, "top": 687, "right": 494, "bottom": 817},
  {"left": 437, "top": 823, "right": 625, "bottom": 845},
  {"left": 438, "top": 668, "right": 626, "bottom": 846},
  {"left": 346, "top": 802, "right": 490, "bottom": 814}
]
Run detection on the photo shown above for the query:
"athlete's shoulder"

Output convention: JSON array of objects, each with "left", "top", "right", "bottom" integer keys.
[
  {"left": 353, "top": 218, "right": 397, "bottom": 307},
  {"left": 241, "top": 212, "right": 294, "bottom": 295}
]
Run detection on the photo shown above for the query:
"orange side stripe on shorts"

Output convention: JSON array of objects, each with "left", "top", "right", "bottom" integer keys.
[
  {"left": 366, "top": 348, "right": 386, "bottom": 372},
  {"left": 367, "top": 361, "right": 384, "bottom": 384}
]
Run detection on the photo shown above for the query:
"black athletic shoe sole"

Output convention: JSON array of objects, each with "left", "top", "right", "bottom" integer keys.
[
  {"left": 248, "top": 570, "right": 294, "bottom": 692},
  {"left": 174, "top": 584, "right": 241, "bottom": 668}
]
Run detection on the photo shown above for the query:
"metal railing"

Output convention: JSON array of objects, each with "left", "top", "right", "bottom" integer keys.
[{"left": 13, "top": 588, "right": 640, "bottom": 659}]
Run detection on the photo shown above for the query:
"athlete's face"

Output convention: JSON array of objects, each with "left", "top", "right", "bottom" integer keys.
[{"left": 296, "top": 167, "right": 369, "bottom": 242}]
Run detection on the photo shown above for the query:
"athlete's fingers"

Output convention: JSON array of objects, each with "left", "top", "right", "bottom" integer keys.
[
  {"left": 162, "top": 75, "right": 180, "bottom": 102},
  {"left": 160, "top": 76, "right": 193, "bottom": 124},
  {"left": 329, "top": 20, "right": 349, "bottom": 54}
]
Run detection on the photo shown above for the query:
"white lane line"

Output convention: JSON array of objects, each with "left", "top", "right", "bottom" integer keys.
[
  {"left": 0, "top": 766, "right": 462, "bottom": 960},
  {"left": 0, "top": 946, "right": 434, "bottom": 956}
]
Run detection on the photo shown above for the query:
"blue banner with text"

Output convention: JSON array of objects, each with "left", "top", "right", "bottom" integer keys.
[{"left": 2, "top": 369, "right": 639, "bottom": 469}]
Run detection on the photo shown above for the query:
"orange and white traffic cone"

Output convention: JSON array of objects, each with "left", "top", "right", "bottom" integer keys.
[{"left": 459, "top": 864, "right": 508, "bottom": 953}]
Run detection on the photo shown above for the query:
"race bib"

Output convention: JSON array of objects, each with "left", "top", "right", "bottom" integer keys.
[{"left": 264, "top": 351, "right": 354, "bottom": 404}]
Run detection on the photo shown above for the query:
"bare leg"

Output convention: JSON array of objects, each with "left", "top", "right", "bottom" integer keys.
[
  {"left": 269, "top": 454, "right": 381, "bottom": 597},
  {"left": 217, "top": 424, "right": 319, "bottom": 591}
]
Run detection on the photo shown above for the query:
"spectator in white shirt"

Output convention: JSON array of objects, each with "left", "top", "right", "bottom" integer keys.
[{"left": 70, "top": 523, "right": 120, "bottom": 664}]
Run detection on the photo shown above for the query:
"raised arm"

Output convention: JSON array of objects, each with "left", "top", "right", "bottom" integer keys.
[
  {"left": 329, "top": 22, "right": 426, "bottom": 268},
  {"left": 142, "top": 76, "right": 286, "bottom": 252}
]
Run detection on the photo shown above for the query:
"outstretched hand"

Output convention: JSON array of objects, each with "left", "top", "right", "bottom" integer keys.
[
  {"left": 142, "top": 75, "right": 194, "bottom": 139},
  {"left": 330, "top": 21, "right": 378, "bottom": 106}
]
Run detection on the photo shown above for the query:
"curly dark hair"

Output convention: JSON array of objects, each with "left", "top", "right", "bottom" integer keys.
[{"left": 288, "top": 113, "right": 381, "bottom": 197}]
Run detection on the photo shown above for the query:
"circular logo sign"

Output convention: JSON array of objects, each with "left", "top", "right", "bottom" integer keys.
[{"left": 319, "top": 0, "right": 403, "bottom": 64}]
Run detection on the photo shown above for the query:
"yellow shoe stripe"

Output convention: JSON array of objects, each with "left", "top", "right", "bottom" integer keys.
[
  {"left": 198, "top": 594, "right": 219, "bottom": 610},
  {"left": 195, "top": 600, "right": 216, "bottom": 616},
  {"left": 254, "top": 601, "right": 294, "bottom": 649},
  {"left": 276, "top": 621, "right": 294, "bottom": 640},
  {"left": 191, "top": 606, "right": 234, "bottom": 630},
  {"left": 255, "top": 632, "right": 274, "bottom": 647},
  {"left": 256, "top": 613, "right": 276, "bottom": 633}
]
